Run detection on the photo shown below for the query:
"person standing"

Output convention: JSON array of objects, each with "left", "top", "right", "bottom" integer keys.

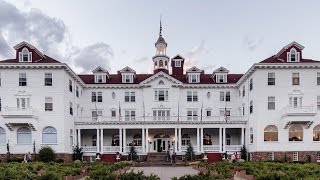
[{"left": 172, "top": 152, "right": 176, "bottom": 166}]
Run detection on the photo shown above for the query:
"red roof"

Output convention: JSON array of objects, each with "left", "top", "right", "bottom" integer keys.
[
  {"left": 0, "top": 55, "right": 61, "bottom": 64},
  {"left": 259, "top": 55, "right": 320, "bottom": 63}
]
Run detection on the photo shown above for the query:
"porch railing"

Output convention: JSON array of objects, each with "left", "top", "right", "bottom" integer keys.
[
  {"left": 82, "top": 146, "right": 97, "bottom": 152},
  {"left": 225, "top": 145, "right": 242, "bottom": 151},
  {"left": 103, "top": 146, "right": 120, "bottom": 152},
  {"left": 181, "top": 145, "right": 197, "bottom": 152},
  {"left": 203, "top": 145, "right": 220, "bottom": 151},
  {"left": 125, "top": 146, "right": 143, "bottom": 153}
]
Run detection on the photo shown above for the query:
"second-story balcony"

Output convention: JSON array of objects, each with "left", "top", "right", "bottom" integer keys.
[
  {"left": 281, "top": 106, "right": 316, "bottom": 117},
  {"left": 1, "top": 107, "right": 37, "bottom": 118}
]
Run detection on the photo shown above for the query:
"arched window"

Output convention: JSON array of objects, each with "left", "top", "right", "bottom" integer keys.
[
  {"left": 289, "top": 124, "right": 303, "bottom": 141},
  {"left": 264, "top": 125, "right": 278, "bottom": 141},
  {"left": 42, "top": 127, "right": 57, "bottom": 144},
  {"left": 112, "top": 135, "right": 119, "bottom": 146},
  {"left": 226, "top": 134, "right": 231, "bottom": 145},
  {"left": 0, "top": 127, "right": 6, "bottom": 144},
  {"left": 203, "top": 133, "right": 212, "bottom": 145},
  {"left": 17, "top": 127, "right": 32, "bottom": 144},
  {"left": 159, "top": 80, "right": 164, "bottom": 85},
  {"left": 20, "top": 48, "right": 31, "bottom": 62},
  {"left": 250, "top": 128, "right": 253, "bottom": 144},
  {"left": 159, "top": 60, "right": 163, "bottom": 67},
  {"left": 92, "top": 135, "right": 97, "bottom": 146},
  {"left": 133, "top": 134, "right": 142, "bottom": 146},
  {"left": 313, "top": 125, "right": 320, "bottom": 141},
  {"left": 290, "top": 48, "right": 297, "bottom": 62},
  {"left": 182, "top": 134, "right": 190, "bottom": 146},
  {"left": 165, "top": 61, "right": 168, "bottom": 66}
]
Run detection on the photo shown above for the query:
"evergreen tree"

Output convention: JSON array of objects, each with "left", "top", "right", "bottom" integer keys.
[
  {"left": 185, "top": 143, "right": 195, "bottom": 161},
  {"left": 72, "top": 144, "right": 83, "bottom": 161},
  {"left": 129, "top": 144, "right": 138, "bottom": 161},
  {"left": 240, "top": 145, "right": 247, "bottom": 160}
]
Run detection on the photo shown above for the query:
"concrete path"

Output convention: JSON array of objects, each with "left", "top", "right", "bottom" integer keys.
[{"left": 130, "top": 166, "right": 199, "bottom": 180}]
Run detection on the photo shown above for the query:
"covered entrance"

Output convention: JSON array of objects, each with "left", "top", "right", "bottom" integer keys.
[{"left": 148, "top": 129, "right": 175, "bottom": 152}]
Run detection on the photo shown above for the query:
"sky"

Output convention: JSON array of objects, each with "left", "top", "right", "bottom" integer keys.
[{"left": 1, "top": 0, "right": 320, "bottom": 74}]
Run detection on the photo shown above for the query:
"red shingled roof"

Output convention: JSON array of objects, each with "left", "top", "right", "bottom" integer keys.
[
  {"left": 259, "top": 55, "right": 320, "bottom": 63},
  {"left": 0, "top": 55, "right": 61, "bottom": 64}
]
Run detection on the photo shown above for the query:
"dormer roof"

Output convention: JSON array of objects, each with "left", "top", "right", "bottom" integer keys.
[
  {"left": 14, "top": 41, "right": 44, "bottom": 58},
  {"left": 186, "top": 66, "right": 202, "bottom": 73},
  {"left": 92, "top": 66, "right": 109, "bottom": 73},
  {"left": 171, "top": 54, "right": 184, "bottom": 60},
  {"left": 213, "top": 66, "right": 229, "bottom": 74},
  {"left": 275, "top": 41, "right": 304, "bottom": 58},
  {"left": 119, "top": 66, "right": 136, "bottom": 73}
]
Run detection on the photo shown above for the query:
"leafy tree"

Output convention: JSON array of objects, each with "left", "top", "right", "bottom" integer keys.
[
  {"left": 38, "top": 146, "right": 56, "bottom": 162},
  {"left": 72, "top": 144, "right": 83, "bottom": 161},
  {"left": 129, "top": 144, "right": 139, "bottom": 161},
  {"left": 185, "top": 143, "right": 195, "bottom": 161},
  {"left": 240, "top": 145, "right": 247, "bottom": 160}
]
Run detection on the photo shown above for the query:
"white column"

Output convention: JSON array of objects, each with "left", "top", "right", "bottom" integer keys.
[
  {"left": 223, "top": 128, "right": 226, "bottom": 152},
  {"left": 219, "top": 128, "right": 222, "bottom": 152},
  {"left": 119, "top": 128, "right": 123, "bottom": 153},
  {"left": 97, "top": 129, "right": 100, "bottom": 153},
  {"left": 200, "top": 128, "right": 204, "bottom": 152},
  {"left": 123, "top": 128, "right": 127, "bottom": 153},
  {"left": 101, "top": 129, "right": 104, "bottom": 153},
  {"left": 142, "top": 128, "right": 145, "bottom": 153},
  {"left": 174, "top": 128, "right": 178, "bottom": 152},
  {"left": 241, "top": 128, "right": 245, "bottom": 146},
  {"left": 196, "top": 128, "right": 200, "bottom": 152},
  {"left": 178, "top": 128, "right": 182, "bottom": 152},
  {"left": 145, "top": 128, "right": 149, "bottom": 153},
  {"left": 78, "top": 129, "right": 81, "bottom": 146}
]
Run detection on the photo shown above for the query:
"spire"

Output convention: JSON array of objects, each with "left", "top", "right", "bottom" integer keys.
[
  {"left": 155, "top": 15, "right": 167, "bottom": 46},
  {"left": 159, "top": 15, "right": 162, "bottom": 37}
]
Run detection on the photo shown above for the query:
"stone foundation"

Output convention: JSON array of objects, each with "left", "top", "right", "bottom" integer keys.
[
  {"left": 0, "top": 153, "right": 73, "bottom": 162},
  {"left": 250, "top": 151, "right": 319, "bottom": 162}
]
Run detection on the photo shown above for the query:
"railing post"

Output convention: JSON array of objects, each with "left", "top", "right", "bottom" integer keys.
[
  {"left": 200, "top": 128, "right": 204, "bottom": 152},
  {"left": 101, "top": 129, "right": 104, "bottom": 153},
  {"left": 123, "top": 128, "right": 126, "bottom": 153},
  {"left": 219, "top": 128, "right": 222, "bottom": 152},
  {"left": 97, "top": 129, "right": 100, "bottom": 153},
  {"left": 119, "top": 128, "right": 123, "bottom": 153},
  {"left": 196, "top": 128, "right": 200, "bottom": 153}
]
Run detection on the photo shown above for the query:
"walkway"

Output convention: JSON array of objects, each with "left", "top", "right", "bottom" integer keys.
[{"left": 130, "top": 166, "right": 199, "bottom": 180}]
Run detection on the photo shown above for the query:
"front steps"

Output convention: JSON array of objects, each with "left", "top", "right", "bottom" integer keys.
[{"left": 141, "top": 152, "right": 185, "bottom": 166}]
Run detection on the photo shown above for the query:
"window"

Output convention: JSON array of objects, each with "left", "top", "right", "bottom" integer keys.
[
  {"left": 17, "top": 127, "right": 32, "bottom": 144},
  {"left": 203, "top": 134, "right": 212, "bottom": 145},
  {"left": 92, "top": 92, "right": 103, "bottom": 102},
  {"left": 264, "top": 125, "right": 278, "bottom": 141},
  {"left": 92, "top": 135, "right": 97, "bottom": 146},
  {"left": 133, "top": 134, "right": 142, "bottom": 146},
  {"left": 268, "top": 73, "right": 275, "bottom": 85},
  {"left": 317, "top": 96, "right": 320, "bottom": 110},
  {"left": 288, "top": 48, "right": 300, "bottom": 62},
  {"left": 45, "top": 97, "right": 53, "bottom": 111},
  {"left": 268, "top": 152, "right": 274, "bottom": 161},
  {"left": 153, "top": 110, "right": 170, "bottom": 120},
  {"left": 125, "top": 110, "right": 135, "bottom": 121},
  {"left": 250, "top": 128, "right": 253, "bottom": 144},
  {"left": 92, "top": 110, "right": 102, "bottom": 121},
  {"left": 292, "top": 73, "right": 300, "bottom": 85},
  {"left": 292, "top": 152, "right": 299, "bottom": 161},
  {"left": 69, "top": 80, "right": 73, "bottom": 92},
  {"left": 95, "top": 75, "right": 103, "bottom": 83},
  {"left": 317, "top": 152, "right": 320, "bottom": 162},
  {"left": 112, "top": 135, "right": 119, "bottom": 146},
  {"left": 182, "top": 134, "right": 191, "bottom": 146},
  {"left": 42, "top": 127, "right": 57, "bottom": 144},
  {"left": 19, "top": 48, "right": 32, "bottom": 62},
  {"left": 206, "top": 110, "right": 211, "bottom": 117},
  {"left": 226, "top": 134, "right": 231, "bottom": 145},
  {"left": 70, "top": 129, "right": 73, "bottom": 146},
  {"left": 220, "top": 109, "right": 230, "bottom": 120},
  {"left": 216, "top": 74, "right": 227, "bottom": 83},
  {"left": 111, "top": 110, "right": 116, "bottom": 117},
  {"left": 220, "top": 92, "right": 224, "bottom": 101},
  {"left": 17, "top": 98, "right": 30, "bottom": 109},
  {"left": 187, "top": 91, "right": 198, "bottom": 102},
  {"left": 122, "top": 74, "right": 133, "bottom": 83},
  {"left": 242, "top": 106, "right": 245, "bottom": 116},
  {"left": 155, "top": 90, "right": 168, "bottom": 101},
  {"left": 0, "top": 127, "right": 5, "bottom": 144},
  {"left": 313, "top": 125, "right": 320, "bottom": 141},
  {"left": 125, "top": 92, "right": 135, "bottom": 102},
  {"left": 242, "top": 86, "right": 245, "bottom": 97},
  {"left": 76, "top": 86, "right": 79, "bottom": 97},
  {"left": 187, "top": 110, "right": 198, "bottom": 121},
  {"left": 268, "top": 96, "right": 275, "bottom": 110},
  {"left": 289, "top": 97, "right": 302, "bottom": 108},
  {"left": 249, "top": 78, "right": 253, "bottom": 90},
  {"left": 226, "top": 91, "right": 230, "bottom": 101},
  {"left": 69, "top": 102, "right": 73, "bottom": 115},
  {"left": 188, "top": 74, "right": 200, "bottom": 83},
  {"left": 289, "top": 124, "right": 303, "bottom": 141},
  {"left": 44, "top": 73, "right": 52, "bottom": 86},
  {"left": 250, "top": 101, "right": 253, "bottom": 114},
  {"left": 175, "top": 60, "right": 181, "bottom": 67},
  {"left": 317, "top": 73, "right": 320, "bottom": 85},
  {"left": 19, "top": 73, "right": 27, "bottom": 86}
]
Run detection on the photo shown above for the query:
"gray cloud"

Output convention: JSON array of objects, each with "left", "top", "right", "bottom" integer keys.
[
  {"left": 0, "top": 0, "right": 113, "bottom": 73},
  {"left": 134, "top": 56, "right": 148, "bottom": 63},
  {"left": 184, "top": 40, "right": 211, "bottom": 70},
  {"left": 243, "top": 36, "right": 264, "bottom": 51}
]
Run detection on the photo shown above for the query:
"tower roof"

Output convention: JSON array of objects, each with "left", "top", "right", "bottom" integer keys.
[{"left": 155, "top": 19, "right": 167, "bottom": 46}]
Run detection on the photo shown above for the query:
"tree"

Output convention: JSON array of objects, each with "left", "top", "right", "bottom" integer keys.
[
  {"left": 185, "top": 143, "right": 195, "bottom": 161},
  {"left": 73, "top": 144, "right": 83, "bottom": 161},
  {"left": 39, "top": 146, "right": 56, "bottom": 162},
  {"left": 129, "top": 144, "right": 138, "bottom": 161},
  {"left": 240, "top": 145, "right": 247, "bottom": 160}
]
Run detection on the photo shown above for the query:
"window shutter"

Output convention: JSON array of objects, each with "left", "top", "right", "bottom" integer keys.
[
  {"left": 29, "top": 52, "right": 32, "bottom": 62},
  {"left": 297, "top": 53, "right": 300, "bottom": 62},
  {"left": 19, "top": 52, "right": 22, "bottom": 62},
  {"left": 287, "top": 52, "right": 290, "bottom": 62}
]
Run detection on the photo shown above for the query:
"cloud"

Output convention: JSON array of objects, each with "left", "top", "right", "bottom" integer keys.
[
  {"left": 0, "top": 0, "right": 113, "bottom": 73},
  {"left": 243, "top": 35, "right": 264, "bottom": 51},
  {"left": 134, "top": 56, "right": 148, "bottom": 63},
  {"left": 184, "top": 40, "right": 210, "bottom": 71}
]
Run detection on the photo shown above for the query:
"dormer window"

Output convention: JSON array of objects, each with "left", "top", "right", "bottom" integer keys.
[
  {"left": 287, "top": 48, "right": 300, "bottom": 62},
  {"left": 216, "top": 74, "right": 227, "bottom": 83},
  {"left": 175, "top": 60, "right": 181, "bottom": 67},
  {"left": 122, "top": 74, "right": 134, "bottom": 83},
  {"left": 95, "top": 75, "right": 105, "bottom": 83},
  {"left": 92, "top": 66, "right": 109, "bottom": 83},
  {"left": 19, "top": 48, "right": 32, "bottom": 62},
  {"left": 119, "top": 66, "right": 136, "bottom": 83},
  {"left": 188, "top": 74, "right": 200, "bottom": 83}
]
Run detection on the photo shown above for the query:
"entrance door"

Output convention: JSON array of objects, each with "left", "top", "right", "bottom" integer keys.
[{"left": 157, "top": 139, "right": 162, "bottom": 152}]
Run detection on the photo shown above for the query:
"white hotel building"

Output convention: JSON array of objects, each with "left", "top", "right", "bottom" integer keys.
[{"left": 1, "top": 26, "right": 320, "bottom": 162}]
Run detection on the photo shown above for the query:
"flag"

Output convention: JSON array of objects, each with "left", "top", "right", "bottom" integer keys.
[
  {"left": 200, "top": 101, "right": 203, "bottom": 123},
  {"left": 118, "top": 101, "right": 121, "bottom": 121},
  {"left": 177, "top": 102, "right": 180, "bottom": 123},
  {"left": 224, "top": 101, "right": 228, "bottom": 123}
]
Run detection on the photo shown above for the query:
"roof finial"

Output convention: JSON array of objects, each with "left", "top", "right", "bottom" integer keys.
[{"left": 159, "top": 14, "right": 162, "bottom": 37}]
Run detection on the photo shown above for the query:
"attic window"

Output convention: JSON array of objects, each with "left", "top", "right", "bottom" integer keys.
[
  {"left": 159, "top": 80, "right": 164, "bottom": 85},
  {"left": 175, "top": 60, "right": 181, "bottom": 67},
  {"left": 216, "top": 74, "right": 227, "bottom": 83},
  {"left": 122, "top": 74, "right": 133, "bottom": 83},
  {"left": 287, "top": 48, "right": 300, "bottom": 62},
  {"left": 188, "top": 74, "right": 200, "bottom": 83},
  {"left": 19, "top": 48, "right": 32, "bottom": 62},
  {"left": 95, "top": 75, "right": 105, "bottom": 83}
]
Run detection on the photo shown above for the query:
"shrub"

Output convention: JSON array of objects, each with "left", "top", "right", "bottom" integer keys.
[
  {"left": 185, "top": 143, "right": 195, "bottom": 161},
  {"left": 38, "top": 146, "right": 56, "bottom": 162},
  {"left": 37, "top": 172, "right": 59, "bottom": 180},
  {"left": 55, "top": 159, "right": 64, "bottom": 163},
  {"left": 7, "top": 156, "right": 24, "bottom": 163},
  {"left": 240, "top": 145, "right": 247, "bottom": 160},
  {"left": 128, "top": 144, "right": 138, "bottom": 161},
  {"left": 73, "top": 144, "right": 83, "bottom": 161}
]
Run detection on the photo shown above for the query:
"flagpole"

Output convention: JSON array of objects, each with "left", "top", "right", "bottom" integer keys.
[
  {"left": 201, "top": 101, "right": 203, "bottom": 124},
  {"left": 224, "top": 100, "right": 228, "bottom": 124}
]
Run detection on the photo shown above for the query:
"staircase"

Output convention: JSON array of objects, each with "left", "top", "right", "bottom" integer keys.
[
  {"left": 207, "top": 153, "right": 222, "bottom": 162},
  {"left": 137, "top": 152, "right": 185, "bottom": 166}
]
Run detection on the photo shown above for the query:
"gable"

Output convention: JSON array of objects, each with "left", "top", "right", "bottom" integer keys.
[
  {"left": 92, "top": 66, "right": 109, "bottom": 73},
  {"left": 213, "top": 66, "right": 229, "bottom": 73},
  {"left": 119, "top": 66, "right": 136, "bottom": 73},
  {"left": 140, "top": 71, "right": 182, "bottom": 86},
  {"left": 186, "top": 66, "right": 202, "bottom": 73}
]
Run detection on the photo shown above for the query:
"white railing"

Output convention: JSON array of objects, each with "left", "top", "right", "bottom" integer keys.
[
  {"left": 2, "top": 107, "right": 35, "bottom": 117},
  {"left": 203, "top": 145, "right": 220, "bottom": 151},
  {"left": 82, "top": 146, "right": 97, "bottom": 152},
  {"left": 103, "top": 146, "right": 120, "bottom": 152},
  {"left": 281, "top": 106, "right": 316, "bottom": 117},
  {"left": 226, "top": 145, "right": 242, "bottom": 151},
  {"left": 181, "top": 145, "right": 197, "bottom": 152},
  {"left": 125, "top": 146, "right": 143, "bottom": 153}
]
